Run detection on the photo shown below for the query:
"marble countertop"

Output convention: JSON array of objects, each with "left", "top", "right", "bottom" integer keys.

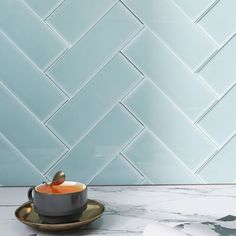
[{"left": 1, "top": 185, "right": 236, "bottom": 235}]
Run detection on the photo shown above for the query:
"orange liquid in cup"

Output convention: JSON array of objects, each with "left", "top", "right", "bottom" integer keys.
[{"left": 37, "top": 184, "right": 85, "bottom": 194}]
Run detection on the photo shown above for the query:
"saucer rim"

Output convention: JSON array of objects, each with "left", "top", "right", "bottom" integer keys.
[{"left": 15, "top": 199, "right": 105, "bottom": 228}]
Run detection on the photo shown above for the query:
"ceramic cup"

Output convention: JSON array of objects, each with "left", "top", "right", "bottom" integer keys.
[{"left": 28, "top": 181, "right": 87, "bottom": 224}]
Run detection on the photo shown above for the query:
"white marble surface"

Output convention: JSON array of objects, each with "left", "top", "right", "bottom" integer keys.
[{"left": 1, "top": 185, "right": 236, "bottom": 235}]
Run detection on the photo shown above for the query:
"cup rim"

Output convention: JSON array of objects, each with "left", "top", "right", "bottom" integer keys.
[{"left": 35, "top": 181, "right": 87, "bottom": 195}]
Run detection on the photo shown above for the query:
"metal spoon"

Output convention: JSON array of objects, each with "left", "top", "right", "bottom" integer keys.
[{"left": 50, "top": 170, "right": 65, "bottom": 186}]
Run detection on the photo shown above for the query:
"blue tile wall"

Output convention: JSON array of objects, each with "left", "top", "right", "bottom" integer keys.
[{"left": 0, "top": 0, "right": 234, "bottom": 185}]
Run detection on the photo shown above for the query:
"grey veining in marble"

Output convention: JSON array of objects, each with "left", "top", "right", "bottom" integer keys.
[{"left": 1, "top": 185, "right": 236, "bottom": 235}]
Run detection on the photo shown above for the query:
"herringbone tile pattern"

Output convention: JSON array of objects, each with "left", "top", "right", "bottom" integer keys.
[{"left": 0, "top": 0, "right": 234, "bottom": 185}]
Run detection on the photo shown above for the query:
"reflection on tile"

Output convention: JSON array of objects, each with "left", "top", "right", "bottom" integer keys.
[
  {"left": 25, "top": 0, "right": 64, "bottom": 18},
  {"left": 0, "top": 84, "right": 67, "bottom": 172},
  {"left": 0, "top": 134, "right": 45, "bottom": 185},
  {"left": 48, "top": 105, "right": 142, "bottom": 184},
  {"left": 48, "top": 0, "right": 117, "bottom": 44},
  {"left": 199, "top": 35, "right": 236, "bottom": 96},
  {"left": 90, "top": 154, "right": 144, "bottom": 185},
  {"left": 47, "top": 2, "right": 143, "bottom": 96},
  {"left": 123, "top": 0, "right": 216, "bottom": 70},
  {"left": 199, "top": 0, "right": 236, "bottom": 45},
  {"left": 200, "top": 136, "right": 236, "bottom": 183},
  {"left": 48, "top": 54, "right": 143, "bottom": 146},
  {"left": 0, "top": 32, "right": 66, "bottom": 121},
  {"left": 124, "top": 80, "right": 216, "bottom": 170},
  {"left": 123, "top": 29, "right": 215, "bottom": 120},
  {"left": 199, "top": 86, "right": 236, "bottom": 146},
  {"left": 173, "top": 0, "right": 214, "bottom": 20},
  {"left": 0, "top": 0, "right": 66, "bottom": 69},
  {"left": 123, "top": 130, "right": 200, "bottom": 184}
]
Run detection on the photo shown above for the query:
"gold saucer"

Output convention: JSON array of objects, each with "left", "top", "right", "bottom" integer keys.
[{"left": 15, "top": 199, "right": 105, "bottom": 231}]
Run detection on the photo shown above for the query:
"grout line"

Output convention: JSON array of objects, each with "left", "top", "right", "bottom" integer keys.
[
  {"left": 194, "top": 133, "right": 236, "bottom": 174},
  {"left": 45, "top": 105, "right": 123, "bottom": 157},
  {"left": 195, "top": 32, "right": 236, "bottom": 73},
  {"left": 146, "top": 77, "right": 219, "bottom": 149},
  {"left": 122, "top": 49, "right": 219, "bottom": 125},
  {"left": 43, "top": 54, "right": 120, "bottom": 124},
  {"left": 195, "top": 150, "right": 219, "bottom": 174},
  {"left": 170, "top": 0, "right": 219, "bottom": 48},
  {"left": 217, "top": 32, "right": 236, "bottom": 49},
  {"left": 194, "top": 49, "right": 219, "bottom": 73},
  {"left": 44, "top": 73, "right": 70, "bottom": 98},
  {"left": 43, "top": 98, "right": 69, "bottom": 124},
  {"left": 45, "top": 22, "right": 71, "bottom": 47},
  {"left": 0, "top": 30, "right": 44, "bottom": 72},
  {"left": 119, "top": 0, "right": 144, "bottom": 25},
  {"left": 194, "top": 99, "right": 219, "bottom": 124},
  {"left": 146, "top": 128, "right": 205, "bottom": 183},
  {"left": 119, "top": 101, "right": 145, "bottom": 127},
  {"left": 43, "top": 150, "right": 69, "bottom": 176},
  {"left": 218, "top": 133, "right": 236, "bottom": 151},
  {"left": 120, "top": 127, "right": 145, "bottom": 153},
  {"left": 139, "top": 177, "right": 154, "bottom": 184},
  {"left": 142, "top": 25, "right": 218, "bottom": 97},
  {"left": 65, "top": 0, "right": 120, "bottom": 46},
  {"left": 119, "top": 25, "right": 145, "bottom": 53},
  {"left": 43, "top": 47, "right": 70, "bottom": 73},
  {"left": 44, "top": 58, "right": 146, "bottom": 154},
  {"left": 0, "top": 81, "right": 69, "bottom": 151},
  {"left": 21, "top": 0, "right": 68, "bottom": 48},
  {"left": 195, "top": 124, "right": 219, "bottom": 148},
  {"left": 59, "top": 1, "right": 120, "bottom": 52},
  {"left": 120, "top": 51, "right": 144, "bottom": 76},
  {"left": 87, "top": 127, "right": 145, "bottom": 184},
  {"left": 43, "top": 40, "right": 146, "bottom": 124},
  {"left": 120, "top": 98, "right": 206, "bottom": 183},
  {"left": 120, "top": 152, "right": 152, "bottom": 183},
  {"left": 68, "top": 100, "right": 143, "bottom": 150},
  {"left": 44, "top": 26, "right": 145, "bottom": 104},
  {"left": 44, "top": 125, "right": 70, "bottom": 150},
  {"left": 194, "top": 74, "right": 220, "bottom": 99},
  {"left": 119, "top": 77, "right": 145, "bottom": 104},
  {"left": 195, "top": 83, "right": 236, "bottom": 124},
  {"left": 43, "top": 0, "right": 67, "bottom": 21},
  {"left": 0, "top": 30, "right": 68, "bottom": 99},
  {"left": 196, "top": 175, "right": 207, "bottom": 184},
  {"left": 195, "top": 0, "right": 221, "bottom": 23},
  {"left": 138, "top": 177, "right": 148, "bottom": 184},
  {"left": 0, "top": 132, "right": 46, "bottom": 180}
]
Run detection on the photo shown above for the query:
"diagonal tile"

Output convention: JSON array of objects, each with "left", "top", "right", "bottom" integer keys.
[
  {"left": 123, "top": 28, "right": 215, "bottom": 120},
  {"left": 0, "top": 134, "right": 46, "bottom": 186},
  {"left": 47, "top": 105, "right": 143, "bottom": 184},
  {"left": 47, "top": 0, "right": 118, "bottom": 44},
  {"left": 124, "top": 79, "right": 216, "bottom": 170},
  {"left": 123, "top": 130, "right": 201, "bottom": 184},
  {"left": 90, "top": 154, "right": 144, "bottom": 185},
  {"left": 199, "top": 136, "right": 236, "bottom": 183},
  {"left": 173, "top": 0, "right": 215, "bottom": 20},
  {"left": 47, "top": 53, "right": 143, "bottom": 146},
  {"left": 0, "top": 32, "right": 67, "bottom": 121},
  {"left": 0, "top": 0, "right": 66, "bottom": 69},
  {"left": 199, "top": 35, "right": 236, "bottom": 96},
  {"left": 199, "top": 0, "right": 236, "bottom": 45},
  {"left": 0, "top": 84, "right": 67, "bottom": 172},
  {"left": 198, "top": 86, "right": 236, "bottom": 146},
  {"left": 25, "top": 0, "right": 64, "bottom": 19},
  {"left": 123, "top": 0, "right": 216, "bottom": 70},
  {"left": 47, "top": 2, "right": 143, "bottom": 96}
]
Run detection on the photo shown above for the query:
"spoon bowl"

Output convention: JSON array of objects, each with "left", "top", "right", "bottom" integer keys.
[{"left": 50, "top": 170, "right": 65, "bottom": 186}]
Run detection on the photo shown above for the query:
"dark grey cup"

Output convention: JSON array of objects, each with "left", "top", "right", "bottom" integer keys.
[{"left": 28, "top": 181, "right": 87, "bottom": 224}]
